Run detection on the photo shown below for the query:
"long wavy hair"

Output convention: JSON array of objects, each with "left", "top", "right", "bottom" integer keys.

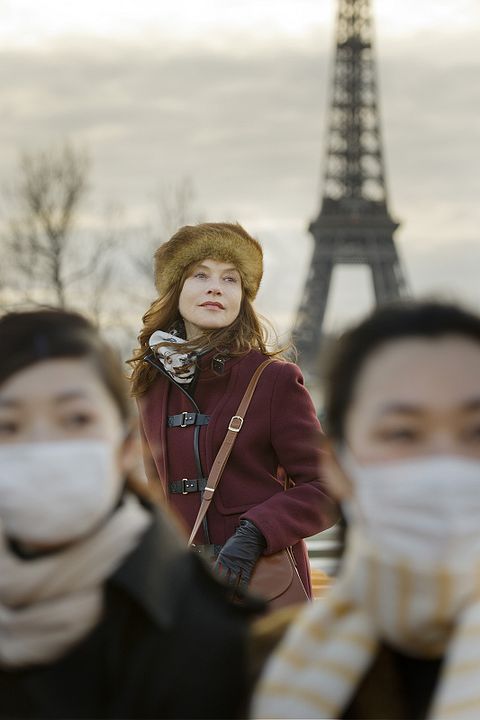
[{"left": 128, "top": 262, "right": 287, "bottom": 396}]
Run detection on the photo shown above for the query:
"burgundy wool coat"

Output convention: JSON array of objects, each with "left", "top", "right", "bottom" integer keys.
[{"left": 137, "top": 349, "right": 337, "bottom": 594}]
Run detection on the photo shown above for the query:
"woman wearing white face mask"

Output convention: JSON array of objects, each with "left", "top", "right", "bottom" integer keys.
[
  {"left": 0, "top": 309, "right": 259, "bottom": 719},
  {"left": 253, "top": 301, "right": 480, "bottom": 720}
]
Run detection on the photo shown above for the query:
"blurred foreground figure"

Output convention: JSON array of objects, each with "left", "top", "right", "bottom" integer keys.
[
  {"left": 253, "top": 301, "right": 480, "bottom": 720},
  {"left": 0, "top": 309, "right": 257, "bottom": 719}
]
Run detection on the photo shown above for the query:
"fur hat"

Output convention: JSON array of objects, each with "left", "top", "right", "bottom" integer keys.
[{"left": 154, "top": 222, "right": 263, "bottom": 300}]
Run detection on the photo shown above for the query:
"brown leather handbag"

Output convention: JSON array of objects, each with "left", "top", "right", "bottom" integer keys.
[
  {"left": 188, "top": 359, "right": 309, "bottom": 610},
  {"left": 249, "top": 545, "right": 308, "bottom": 610}
]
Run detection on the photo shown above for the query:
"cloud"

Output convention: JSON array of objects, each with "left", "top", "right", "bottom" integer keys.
[
  {"left": 0, "top": 27, "right": 478, "bottom": 332},
  {"left": 0, "top": 38, "right": 331, "bottom": 221}
]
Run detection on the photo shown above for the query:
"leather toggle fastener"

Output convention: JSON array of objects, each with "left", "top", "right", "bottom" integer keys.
[
  {"left": 167, "top": 412, "right": 210, "bottom": 428},
  {"left": 169, "top": 477, "right": 208, "bottom": 495}
]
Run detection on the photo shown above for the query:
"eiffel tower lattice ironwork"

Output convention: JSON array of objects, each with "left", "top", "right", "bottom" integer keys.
[{"left": 293, "top": 0, "right": 406, "bottom": 372}]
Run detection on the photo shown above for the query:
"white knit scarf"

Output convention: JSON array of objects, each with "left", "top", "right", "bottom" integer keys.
[
  {"left": 253, "top": 528, "right": 480, "bottom": 720},
  {"left": 0, "top": 493, "right": 151, "bottom": 668}
]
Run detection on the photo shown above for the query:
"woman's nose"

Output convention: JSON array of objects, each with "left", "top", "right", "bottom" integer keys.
[
  {"left": 25, "top": 418, "right": 59, "bottom": 443},
  {"left": 206, "top": 283, "right": 222, "bottom": 295}
]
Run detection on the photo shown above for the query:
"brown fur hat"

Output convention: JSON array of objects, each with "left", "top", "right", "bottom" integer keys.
[{"left": 154, "top": 222, "right": 263, "bottom": 300}]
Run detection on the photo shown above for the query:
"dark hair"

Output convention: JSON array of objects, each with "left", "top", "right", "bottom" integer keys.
[
  {"left": 323, "top": 300, "right": 480, "bottom": 441},
  {"left": 0, "top": 308, "right": 131, "bottom": 422}
]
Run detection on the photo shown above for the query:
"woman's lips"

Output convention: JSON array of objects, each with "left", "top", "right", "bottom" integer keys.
[{"left": 200, "top": 302, "right": 225, "bottom": 310}]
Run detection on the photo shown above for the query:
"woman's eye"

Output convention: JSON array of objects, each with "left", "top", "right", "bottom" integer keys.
[
  {"left": 462, "top": 425, "right": 480, "bottom": 442},
  {"left": 224, "top": 275, "right": 238, "bottom": 283},
  {"left": 0, "top": 420, "right": 19, "bottom": 435},
  {"left": 194, "top": 272, "right": 207, "bottom": 279},
  {"left": 63, "top": 413, "right": 95, "bottom": 428},
  {"left": 376, "top": 427, "right": 420, "bottom": 442}
]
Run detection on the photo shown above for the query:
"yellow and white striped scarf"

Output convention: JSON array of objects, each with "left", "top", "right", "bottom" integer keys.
[{"left": 253, "top": 529, "right": 480, "bottom": 719}]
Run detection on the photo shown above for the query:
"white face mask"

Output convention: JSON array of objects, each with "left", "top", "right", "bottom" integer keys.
[
  {"left": 0, "top": 440, "right": 123, "bottom": 546},
  {"left": 341, "top": 451, "right": 480, "bottom": 570},
  {"left": 337, "top": 452, "right": 480, "bottom": 655}
]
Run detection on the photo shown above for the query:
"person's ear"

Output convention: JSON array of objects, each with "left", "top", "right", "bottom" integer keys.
[{"left": 321, "top": 437, "right": 354, "bottom": 501}]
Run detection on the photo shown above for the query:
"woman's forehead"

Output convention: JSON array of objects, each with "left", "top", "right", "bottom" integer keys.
[
  {"left": 352, "top": 336, "right": 480, "bottom": 414},
  {"left": 0, "top": 358, "right": 105, "bottom": 402},
  {"left": 193, "top": 259, "right": 239, "bottom": 272}
]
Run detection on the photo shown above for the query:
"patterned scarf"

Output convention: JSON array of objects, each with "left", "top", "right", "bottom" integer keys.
[
  {"left": 149, "top": 330, "right": 198, "bottom": 384},
  {"left": 0, "top": 494, "right": 151, "bottom": 667},
  {"left": 253, "top": 527, "right": 480, "bottom": 719}
]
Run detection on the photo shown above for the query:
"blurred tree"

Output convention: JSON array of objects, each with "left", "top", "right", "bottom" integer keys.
[
  {"left": 2, "top": 152, "right": 205, "bottom": 356},
  {"left": 133, "top": 176, "right": 202, "bottom": 286},
  {"left": 4, "top": 143, "right": 114, "bottom": 318}
]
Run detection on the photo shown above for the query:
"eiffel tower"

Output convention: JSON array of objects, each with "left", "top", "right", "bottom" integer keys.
[{"left": 293, "top": 0, "right": 407, "bottom": 374}]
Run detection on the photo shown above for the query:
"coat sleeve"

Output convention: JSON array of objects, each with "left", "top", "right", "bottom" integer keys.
[{"left": 242, "top": 361, "right": 338, "bottom": 554}]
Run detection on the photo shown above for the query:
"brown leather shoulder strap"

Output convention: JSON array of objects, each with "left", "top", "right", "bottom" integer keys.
[{"left": 188, "top": 358, "right": 274, "bottom": 546}]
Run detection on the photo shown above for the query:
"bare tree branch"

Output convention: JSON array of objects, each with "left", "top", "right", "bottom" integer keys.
[
  {"left": 2, "top": 142, "right": 118, "bottom": 321},
  {"left": 132, "top": 176, "right": 202, "bottom": 286},
  {"left": 5, "top": 143, "right": 90, "bottom": 307}
]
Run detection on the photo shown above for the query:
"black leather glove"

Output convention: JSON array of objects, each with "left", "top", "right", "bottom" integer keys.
[{"left": 215, "top": 519, "right": 266, "bottom": 593}]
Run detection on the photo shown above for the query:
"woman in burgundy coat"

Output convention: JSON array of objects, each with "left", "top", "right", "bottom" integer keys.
[{"left": 129, "top": 222, "right": 336, "bottom": 598}]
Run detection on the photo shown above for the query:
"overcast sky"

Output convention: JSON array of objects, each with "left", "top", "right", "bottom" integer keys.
[{"left": 1, "top": 0, "right": 479, "bottom": 335}]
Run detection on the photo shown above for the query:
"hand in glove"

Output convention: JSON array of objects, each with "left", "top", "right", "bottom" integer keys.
[{"left": 215, "top": 519, "right": 266, "bottom": 594}]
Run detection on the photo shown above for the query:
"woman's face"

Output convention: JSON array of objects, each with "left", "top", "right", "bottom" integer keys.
[
  {"left": 0, "top": 358, "right": 132, "bottom": 473},
  {"left": 178, "top": 258, "right": 243, "bottom": 339},
  {"left": 347, "top": 336, "right": 480, "bottom": 462},
  {"left": 328, "top": 336, "right": 480, "bottom": 499}
]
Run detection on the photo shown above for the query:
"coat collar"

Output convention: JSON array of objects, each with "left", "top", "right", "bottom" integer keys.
[{"left": 195, "top": 349, "right": 262, "bottom": 381}]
